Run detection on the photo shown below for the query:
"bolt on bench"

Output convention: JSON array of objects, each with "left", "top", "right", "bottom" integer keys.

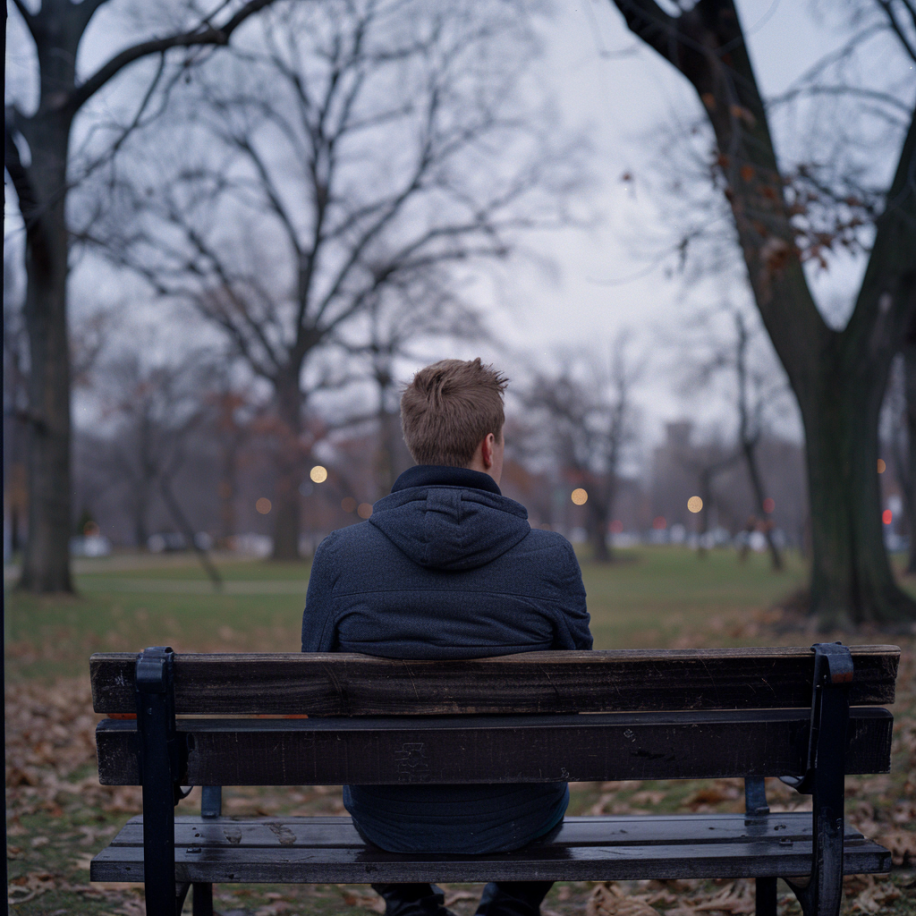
[{"left": 90, "top": 643, "right": 899, "bottom": 916}]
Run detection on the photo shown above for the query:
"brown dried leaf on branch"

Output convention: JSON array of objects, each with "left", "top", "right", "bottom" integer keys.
[{"left": 587, "top": 882, "right": 661, "bottom": 916}]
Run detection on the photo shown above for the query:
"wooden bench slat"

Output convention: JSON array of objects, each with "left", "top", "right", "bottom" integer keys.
[
  {"left": 90, "top": 835, "right": 892, "bottom": 885},
  {"left": 96, "top": 707, "right": 893, "bottom": 786},
  {"left": 104, "top": 814, "right": 868, "bottom": 850},
  {"left": 90, "top": 647, "right": 899, "bottom": 715}
]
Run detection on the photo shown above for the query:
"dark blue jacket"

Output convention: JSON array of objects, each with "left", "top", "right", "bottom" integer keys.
[{"left": 301, "top": 465, "right": 592, "bottom": 853}]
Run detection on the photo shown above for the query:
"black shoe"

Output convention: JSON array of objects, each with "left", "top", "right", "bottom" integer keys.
[
  {"left": 372, "top": 883, "right": 456, "bottom": 916},
  {"left": 474, "top": 882, "right": 553, "bottom": 916}
]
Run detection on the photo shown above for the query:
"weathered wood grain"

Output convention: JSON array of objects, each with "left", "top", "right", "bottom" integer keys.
[
  {"left": 90, "top": 647, "right": 900, "bottom": 715},
  {"left": 96, "top": 707, "right": 893, "bottom": 786},
  {"left": 104, "top": 813, "right": 867, "bottom": 850},
  {"left": 90, "top": 833, "right": 892, "bottom": 885}
]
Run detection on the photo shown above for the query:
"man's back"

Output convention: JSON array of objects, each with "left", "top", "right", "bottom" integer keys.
[
  {"left": 302, "top": 466, "right": 591, "bottom": 660},
  {"left": 302, "top": 465, "right": 591, "bottom": 853}
]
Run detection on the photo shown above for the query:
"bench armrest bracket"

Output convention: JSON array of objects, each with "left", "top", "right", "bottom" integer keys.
[
  {"left": 136, "top": 646, "right": 187, "bottom": 916},
  {"left": 783, "top": 642, "right": 853, "bottom": 916}
]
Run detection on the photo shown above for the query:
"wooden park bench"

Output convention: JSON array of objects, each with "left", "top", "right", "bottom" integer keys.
[{"left": 90, "top": 643, "right": 900, "bottom": 916}]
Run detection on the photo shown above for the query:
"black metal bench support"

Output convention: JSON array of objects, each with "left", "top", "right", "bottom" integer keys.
[
  {"left": 191, "top": 786, "right": 221, "bottom": 916},
  {"left": 784, "top": 643, "right": 853, "bottom": 916},
  {"left": 744, "top": 775, "right": 777, "bottom": 916},
  {"left": 136, "top": 647, "right": 186, "bottom": 916}
]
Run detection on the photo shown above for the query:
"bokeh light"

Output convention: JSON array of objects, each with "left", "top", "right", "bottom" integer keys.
[
  {"left": 877, "top": 459, "right": 886, "bottom": 474},
  {"left": 687, "top": 496, "right": 703, "bottom": 514},
  {"left": 882, "top": 509, "right": 893, "bottom": 525},
  {"left": 610, "top": 520, "right": 624, "bottom": 533},
  {"left": 256, "top": 498, "right": 272, "bottom": 515},
  {"left": 652, "top": 516, "right": 667, "bottom": 530},
  {"left": 763, "top": 497, "right": 775, "bottom": 514},
  {"left": 571, "top": 488, "right": 588, "bottom": 506},
  {"left": 310, "top": 465, "right": 328, "bottom": 483},
  {"left": 341, "top": 497, "right": 357, "bottom": 513},
  {"left": 357, "top": 503, "right": 373, "bottom": 519}
]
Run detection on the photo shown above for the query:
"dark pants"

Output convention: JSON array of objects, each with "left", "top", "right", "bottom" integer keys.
[{"left": 372, "top": 882, "right": 553, "bottom": 916}]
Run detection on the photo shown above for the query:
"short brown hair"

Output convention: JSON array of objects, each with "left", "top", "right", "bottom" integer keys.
[{"left": 401, "top": 359, "right": 508, "bottom": 467}]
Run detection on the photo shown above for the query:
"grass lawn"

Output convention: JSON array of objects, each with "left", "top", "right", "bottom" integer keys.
[{"left": 5, "top": 546, "right": 915, "bottom": 914}]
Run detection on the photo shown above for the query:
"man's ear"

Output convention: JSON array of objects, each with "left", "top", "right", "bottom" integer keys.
[{"left": 480, "top": 432, "right": 496, "bottom": 469}]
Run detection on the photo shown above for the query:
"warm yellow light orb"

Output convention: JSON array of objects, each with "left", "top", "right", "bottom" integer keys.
[
  {"left": 877, "top": 459, "right": 886, "bottom": 474},
  {"left": 310, "top": 465, "right": 328, "bottom": 483},
  {"left": 687, "top": 496, "right": 703, "bottom": 514},
  {"left": 256, "top": 497, "right": 272, "bottom": 515},
  {"left": 571, "top": 488, "right": 588, "bottom": 506}
]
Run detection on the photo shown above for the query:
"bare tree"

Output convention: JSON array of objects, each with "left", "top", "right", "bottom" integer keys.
[
  {"left": 98, "top": 0, "right": 583, "bottom": 559},
  {"left": 607, "top": 0, "right": 916, "bottom": 625},
  {"left": 341, "top": 281, "right": 489, "bottom": 495},
  {"left": 685, "top": 305, "right": 787, "bottom": 570},
  {"left": 98, "top": 350, "right": 223, "bottom": 586},
  {"left": 5, "top": 0, "right": 282, "bottom": 592},
  {"left": 524, "top": 336, "right": 640, "bottom": 563}
]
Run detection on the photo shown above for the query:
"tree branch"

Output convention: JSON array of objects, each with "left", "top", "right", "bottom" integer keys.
[
  {"left": 68, "top": 0, "right": 280, "bottom": 114},
  {"left": 9, "top": 0, "right": 38, "bottom": 43}
]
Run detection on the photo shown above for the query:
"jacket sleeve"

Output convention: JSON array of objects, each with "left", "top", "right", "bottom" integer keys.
[
  {"left": 301, "top": 535, "right": 340, "bottom": 652},
  {"left": 552, "top": 540, "right": 593, "bottom": 650}
]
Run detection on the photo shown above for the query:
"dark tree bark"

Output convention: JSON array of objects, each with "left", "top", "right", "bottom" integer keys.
[
  {"left": 5, "top": 0, "right": 279, "bottom": 592},
  {"left": 271, "top": 370, "right": 306, "bottom": 561},
  {"left": 900, "top": 332, "right": 916, "bottom": 574},
  {"left": 609, "top": 0, "right": 916, "bottom": 625}
]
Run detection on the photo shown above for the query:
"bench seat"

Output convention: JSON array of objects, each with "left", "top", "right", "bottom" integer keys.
[{"left": 91, "top": 813, "right": 892, "bottom": 884}]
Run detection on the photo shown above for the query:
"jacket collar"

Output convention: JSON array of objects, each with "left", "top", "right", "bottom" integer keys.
[{"left": 392, "top": 465, "right": 502, "bottom": 496}]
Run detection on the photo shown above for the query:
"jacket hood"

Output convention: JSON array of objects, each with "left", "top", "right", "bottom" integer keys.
[{"left": 369, "top": 466, "right": 530, "bottom": 571}]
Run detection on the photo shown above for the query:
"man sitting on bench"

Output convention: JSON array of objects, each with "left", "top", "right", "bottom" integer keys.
[{"left": 302, "top": 358, "right": 593, "bottom": 916}]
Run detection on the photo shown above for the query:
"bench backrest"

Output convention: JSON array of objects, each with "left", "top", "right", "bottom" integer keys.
[{"left": 92, "top": 646, "right": 899, "bottom": 788}]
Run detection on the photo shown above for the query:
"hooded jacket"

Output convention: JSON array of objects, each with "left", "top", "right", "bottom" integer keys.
[{"left": 301, "top": 465, "right": 592, "bottom": 853}]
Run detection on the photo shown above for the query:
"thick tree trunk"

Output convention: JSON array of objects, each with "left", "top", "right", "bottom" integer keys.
[
  {"left": 271, "top": 375, "right": 304, "bottom": 561},
  {"left": 904, "top": 339, "right": 916, "bottom": 575},
  {"left": 610, "top": 0, "right": 916, "bottom": 623},
  {"left": 801, "top": 368, "right": 908, "bottom": 625},
  {"left": 17, "top": 113, "right": 74, "bottom": 593}
]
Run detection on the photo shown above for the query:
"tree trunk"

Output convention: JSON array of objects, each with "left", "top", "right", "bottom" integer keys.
[
  {"left": 741, "top": 440, "right": 783, "bottom": 572},
  {"left": 271, "top": 374, "right": 304, "bottom": 561},
  {"left": 588, "top": 493, "right": 612, "bottom": 563},
  {"left": 802, "top": 355, "right": 912, "bottom": 625},
  {"left": 219, "top": 439, "right": 240, "bottom": 542},
  {"left": 610, "top": 0, "right": 916, "bottom": 624},
  {"left": 904, "top": 339, "right": 916, "bottom": 575},
  {"left": 17, "top": 112, "right": 74, "bottom": 593}
]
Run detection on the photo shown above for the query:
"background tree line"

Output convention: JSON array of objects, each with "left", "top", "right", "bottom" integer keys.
[{"left": 4, "top": 0, "right": 915, "bottom": 629}]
